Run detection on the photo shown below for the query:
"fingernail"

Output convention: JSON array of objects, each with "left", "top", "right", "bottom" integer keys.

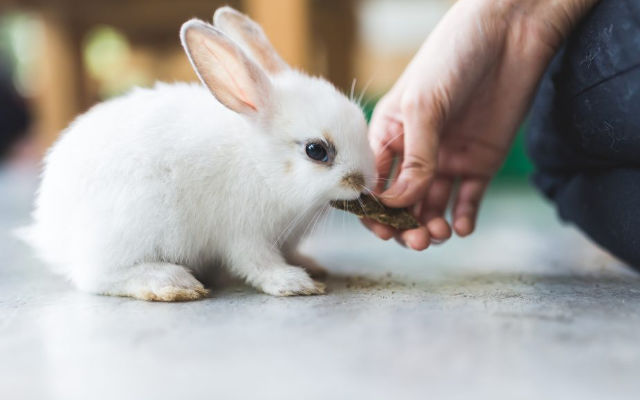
[
  {"left": 381, "top": 180, "right": 407, "bottom": 199},
  {"left": 389, "top": 120, "right": 403, "bottom": 136}
]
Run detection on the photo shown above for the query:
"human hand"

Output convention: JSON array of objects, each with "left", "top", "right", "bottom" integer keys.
[{"left": 364, "top": 0, "right": 598, "bottom": 250}]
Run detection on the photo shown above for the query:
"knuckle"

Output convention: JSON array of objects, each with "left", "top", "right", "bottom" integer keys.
[
  {"left": 402, "top": 155, "right": 436, "bottom": 180},
  {"left": 400, "top": 85, "right": 450, "bottom": 124},
  {"left": 371, "top": 95, "right": 395, "bottom": 120},
  {"left": 400, "top": 93, "right": 428, "bottom": 115}
]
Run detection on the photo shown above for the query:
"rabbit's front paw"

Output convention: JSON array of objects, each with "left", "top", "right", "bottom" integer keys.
[
  {"left": 259, "top": 266, "right": 326, "bottom": 296},
  {"left": 285, "top": 251, "right": 328, "bottom": 279}
]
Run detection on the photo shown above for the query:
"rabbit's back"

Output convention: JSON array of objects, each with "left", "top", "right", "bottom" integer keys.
[{"left": 29, "top": 83, "right": 243, "bottom": 275}]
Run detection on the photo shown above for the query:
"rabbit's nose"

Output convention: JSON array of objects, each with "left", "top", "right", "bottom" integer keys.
[{"left": 341, "top": 172, "right": 365, "bottom": 191}]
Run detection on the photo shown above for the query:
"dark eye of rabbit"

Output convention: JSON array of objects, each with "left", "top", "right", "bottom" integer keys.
[{"left": 305, "top": 142, "right": 329, "bottom": 163}]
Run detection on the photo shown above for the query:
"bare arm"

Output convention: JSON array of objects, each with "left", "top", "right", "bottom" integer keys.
[{"left": 365, "top": 0, "right": 600, "bottom": 249}]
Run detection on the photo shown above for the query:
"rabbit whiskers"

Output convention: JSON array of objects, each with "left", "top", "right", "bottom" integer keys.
[{"left": 272, "top": 199, "right": 324, "bottom": 249}]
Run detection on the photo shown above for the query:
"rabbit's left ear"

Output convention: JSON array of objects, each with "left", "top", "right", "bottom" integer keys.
[
  {"left": 213, "top": 6, "right": 289, "bottom": 75},
  {"left": 180, "top": 19, "right": 272, "bottom": 116}
]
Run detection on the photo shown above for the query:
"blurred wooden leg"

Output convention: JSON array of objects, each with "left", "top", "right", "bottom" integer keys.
[
  {"left": 244, "top": 0, "right": 311, "bottom": 69},
  {"left": 311, "top": 0, "right": 357, "bottom": 91},
  {"left": 35, "top": 12, "right": 85, "bottom": 150}
]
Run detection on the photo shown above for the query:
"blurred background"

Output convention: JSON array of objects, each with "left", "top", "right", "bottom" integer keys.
[
  {"left": 3, "top": 4, "right": 640, "bottom": 399},
  {"left": 0, "top": 0, "right": 531, "bottom": 179}
]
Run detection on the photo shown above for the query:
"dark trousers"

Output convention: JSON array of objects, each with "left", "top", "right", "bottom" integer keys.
[{"left": 527, "top": 0, "right": 640, "bottom": 269}]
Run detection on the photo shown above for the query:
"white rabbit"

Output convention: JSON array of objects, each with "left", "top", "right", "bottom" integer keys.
[{"left": 21, "top": 6, "right": 375, "bottom": 301}]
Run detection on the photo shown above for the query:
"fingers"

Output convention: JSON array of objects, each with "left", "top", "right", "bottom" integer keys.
[
  {"left": 363, "top": 176, "right": 487, "bottom": 248},
  {"left": 373, "top": 141, "right": 397, "bottom": 193},
  {"left": 361, "top": 218, "right": 395, "bottom": 241},
  {"left": 361, "top": 219, "right": 430, "bottom": 251},
  {"left": 380, "top": 97, "right": 441, "bottom": 208},
  {"left": 420, "top": 177, "right": 453, "bottom": 242},
  {"left": 395, "top": 226, "right": 430, "bottom": 251},
  {"left": 426, "top": 217, "right": 451, "bottom": 243},
  {"left": 366, "top": 98, "right": 432, "bottom": 251},
  {"left": 452, "top": 178, "right": 489, "bottom": 237},
  {"left": 367, "top": 90, "right": 451, "bottom": 249},
  {"left": 369, "top": 100, "right": 404, "bottom": 194}
]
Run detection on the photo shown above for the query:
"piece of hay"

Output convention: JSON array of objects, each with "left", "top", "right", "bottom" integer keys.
[{"left": 330, "top": 194, "right": 420, "bottom": 230}]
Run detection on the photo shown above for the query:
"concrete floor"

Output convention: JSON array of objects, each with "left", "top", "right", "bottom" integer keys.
[{"left": 1, "top": 166, "right": 639, "bottom": 400}]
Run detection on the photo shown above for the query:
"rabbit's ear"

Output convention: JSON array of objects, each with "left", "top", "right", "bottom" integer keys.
[
  {"left": 180, "top": 19, "right": 272, "bottom": 115},
  {"left": 213, "top": 6, "right": 289, "bottom": 75}
]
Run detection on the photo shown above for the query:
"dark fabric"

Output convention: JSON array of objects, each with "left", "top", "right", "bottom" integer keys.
[
  {"left": 527, "top": 0, "right": 640, "bottom": 268},
  {"left": 0, "top": 63, "right": 30, "bottom": 160}
]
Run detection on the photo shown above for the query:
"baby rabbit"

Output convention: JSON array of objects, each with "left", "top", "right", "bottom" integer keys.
[{"left": 22, "top": 7, "right": 375, "bottom": 301}]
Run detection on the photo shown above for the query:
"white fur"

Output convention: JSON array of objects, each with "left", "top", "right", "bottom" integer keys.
[{"left": 22, "top": 9, "right": 375, "bottom": 300}]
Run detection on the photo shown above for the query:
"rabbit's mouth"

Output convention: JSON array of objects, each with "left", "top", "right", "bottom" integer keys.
[{"left": 340, "top": 172, "right": 366, "bottom": 192}]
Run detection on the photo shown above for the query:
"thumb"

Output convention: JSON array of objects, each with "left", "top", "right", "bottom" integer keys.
[{"left": 380, "top": 96, "right": 441, "bottom": 208}]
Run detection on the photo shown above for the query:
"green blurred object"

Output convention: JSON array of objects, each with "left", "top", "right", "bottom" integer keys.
[
  {"left": 360, "top": 97, "right": 533, "bottom": 181},
  {"left": 498, "top": 125, "right": 534, "bottom": 180},
  {"left": 84, "top": 26, "right": 152, "bottom": 99},
  {"left": 0, "top": 13, "right": 42, "bottom": 94}
]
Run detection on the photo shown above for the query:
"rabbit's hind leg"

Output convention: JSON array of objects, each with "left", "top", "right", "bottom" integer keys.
[{"left": 99, "top": 262, "right": 209, "bottom": 302}]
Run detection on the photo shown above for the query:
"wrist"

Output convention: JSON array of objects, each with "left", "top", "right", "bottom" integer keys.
[{"left": 483, "top": 0, "right": 599, "bottom": 49}]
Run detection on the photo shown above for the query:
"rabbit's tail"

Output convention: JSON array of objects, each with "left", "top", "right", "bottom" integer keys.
[
  {"left": 13, "top": 224, "right": 66, "bottom": 274},
  {"left": 13, "top": 224, "right": 35, "bottom": 246}
]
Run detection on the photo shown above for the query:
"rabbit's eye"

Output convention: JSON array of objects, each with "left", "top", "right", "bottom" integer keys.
[{"left": 305, "top": 142, "right": 329, "bottom": 163}]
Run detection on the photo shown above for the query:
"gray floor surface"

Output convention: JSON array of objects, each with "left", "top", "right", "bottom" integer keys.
[{"left": 1, "top": 167, "right": 639, "bottom": 400}]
